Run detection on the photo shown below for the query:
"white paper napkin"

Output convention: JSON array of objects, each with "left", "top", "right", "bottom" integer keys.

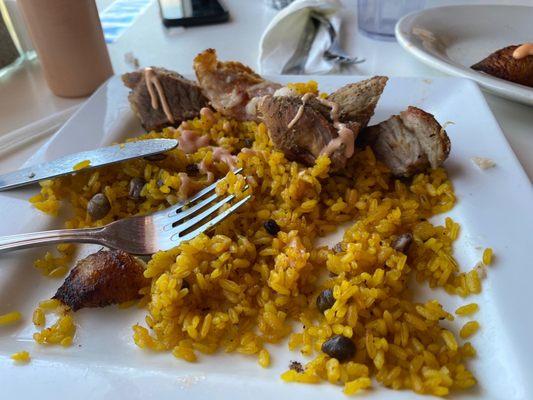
[{"left": 259, "top": 0, "right": 343, "bottom": 75}]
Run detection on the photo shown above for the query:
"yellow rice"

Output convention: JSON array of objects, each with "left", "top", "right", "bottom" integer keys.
[
  {"left": 10, "top": 351, "right": 30, "bottom": 363},
  {"left": 0, "top": 311, "right": 22, "bottom": 326},
  {"left": 32, "top": 300, "right": 76, "bottom": 346},
  {"left": 455, "top": 303, "right": 479, "bottom": 316},
  {"left": 460, "top": 321, "right": 480, "bottom": 339},
  {"left": 72, "top": 159, "right": 91, "bottom": 171},
  {"left": 32, "top": 307, "right": 45, "bottom": 326},
  {"left": 482, "top": 247, "right": 493, "bottom": 266},
  {"left": 27, "top": 82, "right": 488, "bottom": 396}
]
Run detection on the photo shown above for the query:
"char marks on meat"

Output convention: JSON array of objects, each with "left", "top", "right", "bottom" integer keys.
[
  {"left": 364, "top": 106, "right": 451, "bottom": 177},
  {"left": 122, "top": 67, "right": 208, "bottom": 131},
  {"left": 327, "top": 76, "right": 388, "bottom": 128},
  {"left": 471, "top": 45, "right": 533, "bottom": 88},
  {"left": 54, "top": 250, "right": 149, "bottom": 311},
  {"left": 257, "top": 95, "right": 358, "bottom": 171},
  {"left": 193, "top": 48, "right": 281, "bottom": 120}
]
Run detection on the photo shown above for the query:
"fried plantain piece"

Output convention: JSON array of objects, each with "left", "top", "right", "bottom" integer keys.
[
  {"left": 471, "top": 45, "right": 533, "bottom": 88},
  {"left": 54, "top": 249, "right": 149, "bottom": 311}
]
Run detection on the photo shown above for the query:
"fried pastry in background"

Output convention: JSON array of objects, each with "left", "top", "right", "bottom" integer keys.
[{"left": 471, "top": 44, "right": 533, "bottom": 88}]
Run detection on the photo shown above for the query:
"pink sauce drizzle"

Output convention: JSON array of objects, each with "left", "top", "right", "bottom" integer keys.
[
  {"left": 178, "top": 130, "right": 210, "bottom": 154},
  {"left": 287, "top": 92, "right": 315, "bottom": 129},
  {"left": 198, "top": 159, "right": 215, "bottom": 184},
  {"left": 315, "top": 96, "right": 355, "bottom": 158},
  {"left": 144, "top": 67, "right": 175, "bottom": 124},
  {"left": 315, "top": 97, "right": 340, "bottom": 122},
  {"left": 200, "top": 107, "right": 215, "bottom": 122},
  {"left": 285, "top": 92, "right": 356, "bottom": 159},
  {"left": 512, "top": 43, "right": 533, "bottom": 60},
  {"left": 212, "top": 147, "right": 237, "bottom": 169},
  {"left": 197, "top": 146, "right": 237, "bottom": 180},
  {"left": 320, "top": 124, "right": 355, "bottom": 158},
  {"left": 178, "top": 172, "right": 194, "bottom": 198}
]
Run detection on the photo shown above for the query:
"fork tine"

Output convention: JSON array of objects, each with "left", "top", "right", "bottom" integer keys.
[
  {"left": 172, "top": 184, "right": 250, "bottom": 226},
  {"left": 172, "top": 195, "right": 252, "bottom": 243},
  {"left": 168, "top": 192, "right": 219, "bottom": 223},
  {"left": 171, "top": 193, "right": 236, "bottom": 234},
  {"left": 164, "top": 167, "right": 243, "bottom": 216}
]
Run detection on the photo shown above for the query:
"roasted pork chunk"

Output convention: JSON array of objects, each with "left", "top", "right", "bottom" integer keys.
[
  {"left": 257, "top": 95, "right": 360, "bottom": 172},
  {"left": 122, "top": 67, "right": 208, "bottom": 131},
  {"left": 256, "top": 76, "right": 389, "bottom": 172},
  {"left": 54, "top": 250, "right": 149, "bottom": 311},
  {"left": 327, "top": 76, "right": 388, "bottom": 128},
  {"left": 193, "top": 49, "right": 281, "bottom": 120},
  {"left": 364, "top": 106, "right": 450, "bottom": 177}
]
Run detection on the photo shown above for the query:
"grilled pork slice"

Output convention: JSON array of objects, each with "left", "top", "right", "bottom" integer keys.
[
  {"left": 327, "top": 76, "right": 388, "bottom": 128},
  {"left": 257, "top": 95, "right": 359, "bottom": 172},
  {"left": 193, "top": 48, "right": 281, "bottom": 120},
  {"left": 471, "top": 45, "right": 533, "bottom": 88},
  {"left": 364, "top": 106, "right": 451, "bottom": 177},
  {"left": 54, "top": 250, "right": 149, "bottom": 311},
  {"left": 122, "top": 67, "right": 208, "bottom": 131}
]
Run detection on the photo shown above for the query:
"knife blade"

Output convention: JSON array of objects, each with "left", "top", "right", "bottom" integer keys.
[
  {"left": 0, "top": 138, "right": 179, "bottom": 191},
  {"left": 281, "top": 16, "right": 320, "bottom": 75}
]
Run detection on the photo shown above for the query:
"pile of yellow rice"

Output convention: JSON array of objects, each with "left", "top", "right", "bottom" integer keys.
[{"left": 27, "top": 82, "right": 492, "bottom": 396}]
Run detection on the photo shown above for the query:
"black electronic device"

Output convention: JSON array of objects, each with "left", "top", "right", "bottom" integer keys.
[{"left": 158, "top": 0, "right": 230, "bottom": 27}]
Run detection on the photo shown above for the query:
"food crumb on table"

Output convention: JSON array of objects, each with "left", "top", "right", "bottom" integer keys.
[{"left": 471, "top": 156, "right": 496, "bottom": 170}]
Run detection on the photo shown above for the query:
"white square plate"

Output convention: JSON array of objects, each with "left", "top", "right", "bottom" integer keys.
[{"left": 1, "top": 76, "right": 532, "bottom": 399}]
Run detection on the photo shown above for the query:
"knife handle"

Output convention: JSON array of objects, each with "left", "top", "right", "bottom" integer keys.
[{"left": 0, "top": 227, "right": 105, "bottom": 254}]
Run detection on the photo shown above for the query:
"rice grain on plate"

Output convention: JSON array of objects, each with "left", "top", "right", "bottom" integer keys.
[
  {"left": 455, "top": 303, "right": 479, "bottom": 316},
  {"left": 11, "top": 351, "right": 30, "bottom": 363},
  {"left": 0, "top": 311, "right": 22, "bottom": 326},
  {"left": 29, "top": 85, "right": 484, "bottom": 396}
]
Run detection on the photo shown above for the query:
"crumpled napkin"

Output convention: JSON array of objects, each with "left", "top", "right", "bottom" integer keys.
[{"left": 259, "top": 0, "right": 343, "bottom": 75}]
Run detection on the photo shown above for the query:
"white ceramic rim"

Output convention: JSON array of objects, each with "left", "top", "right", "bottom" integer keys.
[{"left": 395, "top": 5, "right": 533, "bottom": 106}]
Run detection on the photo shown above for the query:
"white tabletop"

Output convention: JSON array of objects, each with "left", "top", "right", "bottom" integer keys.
[{"left": 0, "top": 0, "right": 531, "bottom": 179}]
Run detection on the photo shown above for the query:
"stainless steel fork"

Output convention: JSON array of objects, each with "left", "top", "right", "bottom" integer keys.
[
  {"left": 281, "top": 16, "right": 320, "bottom": 75},
  {"left": 0, "top": 169, "right": 251, "bottom": 255},
  {"left": 310, "top": 13, "right": 365, "bottom": 66}
]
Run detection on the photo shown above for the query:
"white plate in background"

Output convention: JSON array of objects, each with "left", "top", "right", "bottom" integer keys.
[
  {"left": 396, "top": 5, "right": 533, "bottom": 106},
  {"left": 0, "top": 75, "right": 532, "bottom": 399}
]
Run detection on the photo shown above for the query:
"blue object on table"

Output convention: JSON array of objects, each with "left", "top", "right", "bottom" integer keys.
[
  {"left": 357, "top": 0, "right": 424, "bottom": 41},
  {"left": 100, "top": 0, "right": 154, "bottom": 43}
]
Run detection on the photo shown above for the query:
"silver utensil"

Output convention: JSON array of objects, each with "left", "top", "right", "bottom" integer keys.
[
  {"left": 281, "top": 16, "right": 320, "bottom": 74},
  {"left": 310, "top": 13, "right": 365, "bottom": 65},
  {"left": 265, "top": 0, "right": 295, "bottom": 10},
  {"left": 0, "top": 169, "right": 251, "bottom": 255},
  {"left": 0, "top": 138, "right": 179, "bottom": 191}
]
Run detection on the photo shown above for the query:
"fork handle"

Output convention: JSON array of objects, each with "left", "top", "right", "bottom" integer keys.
[{"left": 0, "top": 227, "right": 105, "bottom": 254}]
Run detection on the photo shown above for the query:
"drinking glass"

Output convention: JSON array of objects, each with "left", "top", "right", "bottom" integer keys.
[
  {"left": 358, "top": 0, "right": 425, "bottom": 41},
  {"left": 0, "top": 0, "right": 22, "bottom": 77},
  {"left": 3, "top": 0, "right": 35, "bottom": 58}
]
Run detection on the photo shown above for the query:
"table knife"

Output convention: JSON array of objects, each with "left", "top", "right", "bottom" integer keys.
[{"left": 0, "top": 138, "right": 178, "bottom": 191}]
